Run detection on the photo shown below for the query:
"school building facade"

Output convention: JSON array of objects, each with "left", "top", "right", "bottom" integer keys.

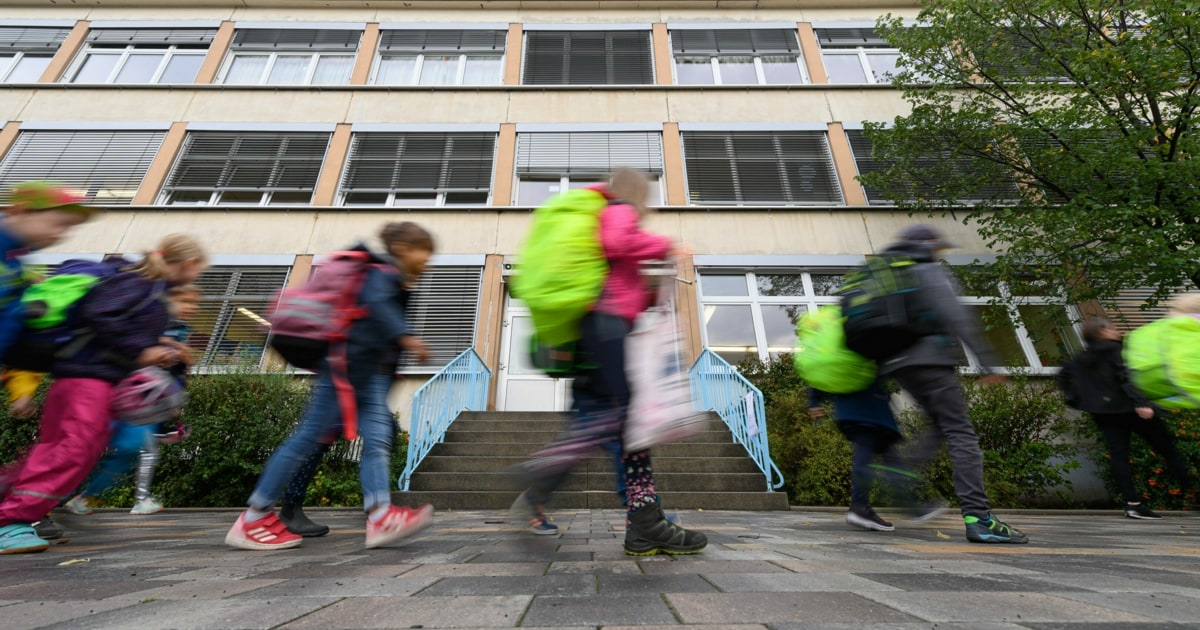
[{"left": 1, "top": 0, "right": 1130, "bottom": 422}]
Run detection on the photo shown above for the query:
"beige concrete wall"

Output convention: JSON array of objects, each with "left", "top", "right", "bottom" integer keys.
[{"left": 387, "top": 376, "right": 427, "bottom": 433}]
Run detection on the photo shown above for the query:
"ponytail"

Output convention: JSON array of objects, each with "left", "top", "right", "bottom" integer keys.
[{"left": 127, "top": 233, "right": 208, "bottom": 281}]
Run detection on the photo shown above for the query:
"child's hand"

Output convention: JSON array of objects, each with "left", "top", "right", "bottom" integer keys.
[
  {"left": 400, "top": 336, "right": 429, "bottom": 364},
  {"left": 137, "top": 345, "right": 178, "bottom": 368},
  {"left": 163, "top": 340, "right": 194, "bottom": 366},
  {"left": 10, "top": 396, "right": 35, "bottom": 418}
]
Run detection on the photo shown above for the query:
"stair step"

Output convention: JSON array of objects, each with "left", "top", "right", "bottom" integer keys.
[
  {"left": 408, "top": 471, "right": 767, "bottom": 493},
  {"left": 428, "top": 441, "right": 750, "bottom": 458},
  {"left": 449, "top": 418, "right": 729, "bottom": 433},
  {"left": 442, "top": 430, "right": 735, "bottom": 444},
  {"left": 392, "top": 490, "right": 790, "bottom": 511},
  {"left": 416, "top": 455, "right": 762, "bottom": 474}
]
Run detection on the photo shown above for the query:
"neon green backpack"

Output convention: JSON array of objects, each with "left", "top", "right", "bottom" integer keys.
[
  {"left": 1124, "top": 316, "right": 1200, "bottom": 410},
  {"left": 794, "top": 305, "right": 877, "bottom": 394},
  {"left": 511, "top": 188, "right": 610, "bottom": 348}
]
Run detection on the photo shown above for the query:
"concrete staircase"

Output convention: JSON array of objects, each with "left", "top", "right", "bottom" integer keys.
[{"left": 393, "top": 411, "right": 790, "bottom": 511}]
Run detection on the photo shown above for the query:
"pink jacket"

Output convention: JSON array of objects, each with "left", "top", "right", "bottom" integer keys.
[{"left": 592, "top": 187, "right": 672, "bottom": 323}]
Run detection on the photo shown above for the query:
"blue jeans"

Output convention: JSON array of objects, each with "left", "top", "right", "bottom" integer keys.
[
  {"left": 82, "top": 422, "right": 153, "bottom": 497},
  {"left": 249, "top": 371, "right": 395, "bottom": 513}
]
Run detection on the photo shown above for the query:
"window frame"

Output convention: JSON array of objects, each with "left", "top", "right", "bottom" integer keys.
[
  {"left": 159, "top": 130, "right": 331, "bottom": 207},
  {"left": 219, "top": 51, "right": 356, "bottom": 85},
  {"left": 814, "top": 27, "right": 901, "bottom": 85},
  {"left": 371, "top": 51, "right": 504, "bottom": 86},
  {"left": 186, "top": 263, "right": 293, "bottom": 373},
  {"left": 521, "top": 29, "right": 655, "bottom": 86},
  {"left": 514, "top": 174, "right": 663, "bottom": 207},
  {"left": 673, "top": 53, "right": 809, "bottom": 85},
  {"left": 336, "top": 131, "right": 497, "bottom": 207},
  {"left": 0, "top": 51, "right": 52, "bottom": 82},
  {"left": 65, "top": 43, "right": 207, "bottom": 84},
  {"left": 680, "top": 130, "right": 845, "bottom": 207}
]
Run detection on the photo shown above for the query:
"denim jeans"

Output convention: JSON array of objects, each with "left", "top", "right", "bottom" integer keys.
[
  {"left": 82, "top": 421, "right": 154, "bottom": 497},
  {"left": 249, "top": 371, "right": 396, "bottom": 513}
]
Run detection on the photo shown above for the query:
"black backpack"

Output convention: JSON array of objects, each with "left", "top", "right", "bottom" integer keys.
[{"left": 838, "top": 255, "right": 937, "bottom": 361}]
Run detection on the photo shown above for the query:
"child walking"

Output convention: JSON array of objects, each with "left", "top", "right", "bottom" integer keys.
[
  {"left": 63, "top": 284, "right": 201, "bottom": 516},
  {"left": 0, "top": 234, "right": 207, "bottom": 554},
  {"left": 225, "top": 222, "right": 435, "bottom": 551}
]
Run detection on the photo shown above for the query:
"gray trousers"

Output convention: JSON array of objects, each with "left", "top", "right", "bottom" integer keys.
[{"left": 891, "top": 365, "right": 991, "bottom": 517}]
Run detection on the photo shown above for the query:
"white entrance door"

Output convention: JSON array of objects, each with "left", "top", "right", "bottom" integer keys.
[{"left": 496, "top": 297, "right": 572, "bottom": 411}]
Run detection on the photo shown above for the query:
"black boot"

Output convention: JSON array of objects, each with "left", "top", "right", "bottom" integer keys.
[
  {"left": 33, "top": 517, "right": 64, "bottom": 540},
  {"left": 279, "top": 504, "right": 330, "bottom": 537},
  {"left": 624, "top": 503, "right": 707, "bottom": 556}
]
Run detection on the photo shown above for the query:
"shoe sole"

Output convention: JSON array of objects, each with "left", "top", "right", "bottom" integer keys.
[
  {"left": 365, "top": 508, "right": 434, "bottom": 549},
  {"left": 624, "top": 544, "right": 708, "bottom": 556},
  {"left": 966, "top": 535, "right": 1029, "bottom": 544},
  {"left": 130, "top": 509, "right": 163, "bottom": 515},
  {"left": 529, "top": 526, "right": 559, "bottom": 536},
  {"left": 224, "top": 531, "right": 302, "bottom": 551},
  {"left": 1125, "top": 513, "right": 1163, "bottom": 520},
  {"left": 0, "top": 542, "right": 49, "bottom": 554},
  {"left": 291, "top": 527, "right": 330, "bottom": 538},
  {"left": 846, "top": 513, "right": 895, "bottom": 532}
]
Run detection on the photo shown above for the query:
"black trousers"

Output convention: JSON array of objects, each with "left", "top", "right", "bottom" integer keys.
[{"left": 1093, "top": 412, "right": 1194, "bottom": 503}]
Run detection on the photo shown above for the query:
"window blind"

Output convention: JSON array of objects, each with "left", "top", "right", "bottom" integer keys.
[
  {"left": 164, "top": 132, "right": 330, "bottom": 195},
  {"left": 523, "top": 30, "right": 653, "bottom": 85},
  {"left": 231, "top": 29, "right": 362, "bottom": 51},
  {"left": 0, "top": 130, "right": 166, "bottom": 205},
  {"left": 340, "top": 132, "right": 495, "bottom": 195},
  {"left": 846, "top": 129, "right": 1020, "bottom": 204},
  {"left": 86, "top": 28, "right": 217, "bottom": 47},
  {"left": 0, "top": 26, "right": 71, "bottom": 52},
  {"left": 515, "top": 132, "right": 663, "bottom": 177},
  {"left": 815, "top": 27, "right": 890, "bottom": 48},
  {"left": 681, "top": 131, "right": 843, "bottom": 205},
  {"left": 1108, "top": 288, "right": 1185, "bottom": 333},
  {"left": 190, "top": 266, "right": 291, "bottom": 368},
  {"left": 378, "top": 29, "right": 505, "bottom": 53},
  {"left": 399, "top": 266, "right": 483, "bottom": 370},
  {"left": 671, "top": 29, "right": 799, "bottom": 55}
]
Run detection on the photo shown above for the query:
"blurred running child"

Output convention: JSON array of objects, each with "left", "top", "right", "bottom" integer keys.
[{"left": 0, "top": 234, "right": 207, "bottom": 554}]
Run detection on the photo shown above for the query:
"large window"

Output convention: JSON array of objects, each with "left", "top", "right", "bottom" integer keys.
[
  {"left": 191, "top": 265, "right": 291, "bottom": 369},
  {"left": 66, "top": 28, "right": 213, "bottom": 84},
  {"left": 161, "top": 131, "right": 331, "bottom": 206},
  {"left": 401, "top": 265, "right": 483, "bottom": 371},
  {"left": 682, "top": 131, "right": 843, "bottom": 206},
  {"left": 0, "top": 129, "right": 166, "bottom": 205},
  {"left": 815, "top": 27, "right": 899, "bottom": 85},
  {"left": 339, "top": 132, "right": 495, "bottom": 206},
  {"left": 671, "top": 28, "right": 806, "bottom": 85},
  {"left": 0, "top": 26, "right": 71, "bottom": 82},
  {"left": 374, "top": 29, "right": 504, "bottom": 85},
  {"left": 699, "top": 268, "right": 1081, "bottom": 372},
  {"left": 220, "top": 28, "right": 359, "bottom": 85},
  {"left": 514, "top": 131, "right": 664, "bottom": 205},
  {"left": 523, "top": 30, "right": 653, "bottom": 85}
]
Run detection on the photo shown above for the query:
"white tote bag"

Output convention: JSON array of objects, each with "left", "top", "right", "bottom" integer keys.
[{"left": 624, "top": 281, "right": 708, "bottom": 451}]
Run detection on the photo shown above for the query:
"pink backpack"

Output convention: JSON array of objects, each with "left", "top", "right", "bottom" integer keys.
[{"left": 268, "top": 250, "right": 385, "bottom": 439}]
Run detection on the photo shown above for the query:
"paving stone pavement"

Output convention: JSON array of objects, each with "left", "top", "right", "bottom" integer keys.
[{"left": 2, "top": 507, "right": 1199, "bottom": 629}]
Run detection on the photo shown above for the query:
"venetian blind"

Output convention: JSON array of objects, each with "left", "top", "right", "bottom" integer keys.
[
  {"left": 165, "top": 132, "right": 330, "bottom": 194},
  {"left": 378, "top": 29, "right": 505, "bottom": 53},
  {"left": 231, "top": 29, "right": 362, "bottom": 52},
  {"left": 815, "top": 27, "right": 890, "bottom": 48},
  {"left": 515, "top": 132, "right": 663, "bottom": 177},
  {"left": 340, "top": 133, "right": 495, "bottom": 194},
  {"left": 0, "top": 26, "right": 71, "bottom": 52},
  {"left": 86, "top": 28, "right": 217, "bottom": 47},
  {"left": 191, "top": 266, "right": 291, "bottom": 368},
  {"left": 523, "top": 30, "right": 653, "bottom": 85},
  {"left": 681, "top": 131, "right": 843, "bottom": 205},
  {"left": 399, "top": 266, "right": 483, "bottom": 370},
  {"left": 0, "top": 130, "right": 166, "bottom": 206},
  {"left": 671, "top": 29, "right": 799, "bottom": 55},
  {"left": 846, "top": 129, "right": 1020, "bottom": 204}
]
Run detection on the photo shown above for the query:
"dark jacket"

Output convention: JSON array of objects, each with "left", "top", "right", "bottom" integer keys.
[
  {"left": 375, "top": 270, "right": 414, "bottom": 376},
  {"left": 810, "top": 382, "right": 901, "bottom": 438},
  {"left": 53, "top": 260, "right": 169, "bottom": 383},
  {"left": 1057, "top": 339, "right": 1148, "bottom": 414},
  {"left": 161, "top": 319, "right": 192, "bottom": 384},
  {"left": 876, "top": 241, "right": 1001, "bottom": 375},
  {"left": 342, "top": 245, "right": 409, "bottom": 387},
  {"left": 0, "top": 225, "right": 30, "bottom": 360}
]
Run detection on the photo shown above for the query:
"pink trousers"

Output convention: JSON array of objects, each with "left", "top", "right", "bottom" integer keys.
[{"left": 0, "top": 378, "right": 114, "bottom": 525}]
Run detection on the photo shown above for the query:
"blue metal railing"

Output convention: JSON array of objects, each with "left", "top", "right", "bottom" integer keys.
[
  {"left": 688, "top": 349, "right": 785, "bottom": 490},
  {"left": 398, "top": 348, "right": 492, "bottom": 491}
]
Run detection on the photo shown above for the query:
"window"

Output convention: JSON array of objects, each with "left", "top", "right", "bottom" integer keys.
[
  {"left": 66, "top": 28, "right": 214, "bottom": 84},
  {"left": 1107, "top": 287, "right": 1185, "bottom": 333},
  {"left": 400, "top": 265, "right": 483, "bottom": 371},
  {"left": 681, "top": 131, "right": 843, "bottom": 206},
  {"left": 190, "top": 266, "right": 291, "bottom": 369},
  {"left": 815, "top": 27, "right": 899, "bottom": 85},
  {"left": 161, "top": 131, "right": 330, "bottom": 205},
  {"left": 374, "top": 29, "right": 504, "bottom": 85},
  {"left": 697, "top": 269, "right": 844, "bottom": 365},
  {"left": 0, "top": 129, "right": 166, "bottom": 205},
  {"left": 0, "top": 26, "right": 71, "bottom": 82},
  {"left": 845, "top": 128, "right": 1020, "bottom": 205},
  {"left": 339, "top": 132, "right": 495, "bottom": 206},
  {"left": 671, "top": 28, "right": 806, "bottom": 85},
  {"left": 221, "top": 29, "right": 359, "bottom": 85},
  {"left": 523, "top": 30, "right": 653, "bottom": 85},
  {"left": 514, "top": 131, "right": 664, "bottom": 205}
]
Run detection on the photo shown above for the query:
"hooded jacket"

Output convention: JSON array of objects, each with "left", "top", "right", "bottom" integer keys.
[
  {"left": 876, "top": 241, "right": 1002, "bottom": 375},
  {"left": 1057, "top": 339, "right": 1148, "bottom": 414},
  {"left": 591, "top": 186, "right": 672, "bottom": 323},
  {"left": 341, "top": 243, "right": 410, "bottom": 387}
]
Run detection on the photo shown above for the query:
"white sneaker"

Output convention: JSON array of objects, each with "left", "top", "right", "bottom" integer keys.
[
  {"left": 130, "top": 498, "right": 163, "bottom": 515},
  {"left": 63, "top": 495, "right": 92, "bottom": 515}
]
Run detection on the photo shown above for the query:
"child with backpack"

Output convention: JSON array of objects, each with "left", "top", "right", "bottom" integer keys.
[
  {"left": 63, "top": 283, "right": 201, "bottom": 517},
  {"left": 512, "top": 168, "right": 708, "bottom": 555},
  {"left": 0, "top": 234, "right": 208, "bottom": 554},
  {"left": 225, "top": 222, "right": 435, "bottom": 551}
]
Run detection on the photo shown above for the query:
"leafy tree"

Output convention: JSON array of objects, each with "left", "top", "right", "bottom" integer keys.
[{"left": 861, "top": 0, "right": 1200, "bottom": 311}]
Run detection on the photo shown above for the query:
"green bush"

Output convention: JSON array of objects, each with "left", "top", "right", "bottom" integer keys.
[
  {"left": 1077, "top": 409, "right": 1200, "bottom": 510},
  {"left": 0, "top": 368, "right": 409, "bottom": 508},
  {"left": 740, "top": 355, "right": 1082, "bottom": 508}
]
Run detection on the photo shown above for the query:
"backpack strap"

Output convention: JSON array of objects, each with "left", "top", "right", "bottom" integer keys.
[{"left": 326, "top": 262, "right": 385, "bottom": 441}]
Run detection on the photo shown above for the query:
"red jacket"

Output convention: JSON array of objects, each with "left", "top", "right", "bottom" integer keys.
[{"left": 591, "top": 187, "right": 672, "bottom": 323}]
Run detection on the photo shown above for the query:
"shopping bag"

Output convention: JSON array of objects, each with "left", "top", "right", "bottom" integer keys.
[{"left": 624, "top": 282, "right": 708, "bottom": 451}]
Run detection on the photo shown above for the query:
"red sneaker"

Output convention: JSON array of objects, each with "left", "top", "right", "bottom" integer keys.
[
  {"left": 365, "top": 504, "right": 433, "bottom": 549},
  {"left": 224, "top": 511, "right": 302, "bottom": 550}
]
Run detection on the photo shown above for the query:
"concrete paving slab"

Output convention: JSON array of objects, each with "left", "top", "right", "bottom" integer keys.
[
  {"left": 521, "top": 593, "right": 677, "bottom": 626},
  {"left": 230, "top": 575, "right": 440, "bottom": 598},
  {"left": 858, "top": 591, "right": 1160, "bottom": 623},
  {"left": 667, "top": 592, "right": 921, "bottom": 624},
  {"left": 418, "top": 574, "right": 596, "bottom": 597},
  {"left": 0, "top": 599, "right": 140, "bottom": 630},
  {"left": 279, "top": 594, "right": 531, "bottom": 628},
  {"left": 404, "top": 561, "right": 550, "bottom": 577},
  {"left": 596, "top": 573, "right": 718, "bottom": 594},
  {"left": 1046, "top": 591, "right": 1200, "bottom": 623},
  {"left": 51, "top": 597, "right": 341, "bottom": 629}
]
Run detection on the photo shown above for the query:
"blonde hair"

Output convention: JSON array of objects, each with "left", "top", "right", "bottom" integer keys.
[
  {"left": 169, "top": 283, "right": 202, "bottom": 298},
  {"left": 1168, "top": 293, "right": 1200, "bottom": 316},
  {"left": 127, "top": 234, "right": 208, "bottom": 281},
  {"left": 609, "top": 167, "right": 652, "bottom": 216}
]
